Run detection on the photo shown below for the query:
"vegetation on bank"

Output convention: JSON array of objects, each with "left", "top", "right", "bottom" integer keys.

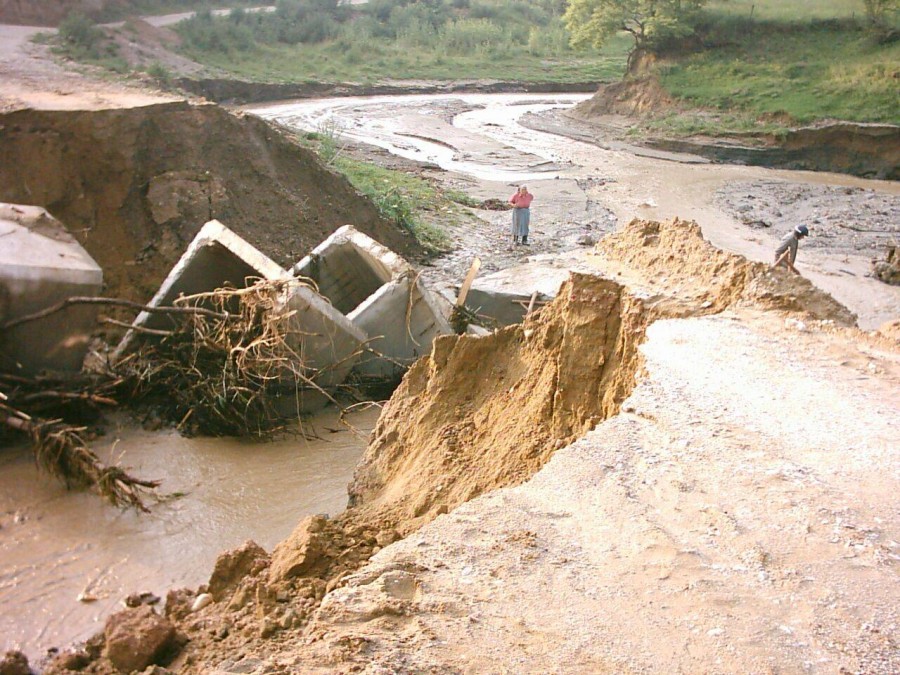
[
  {"left": 47, "top": 0, "right": 897, "bottom": 136},
  {"left": 656, "top": 0, "right": 899, "bottom": 129},
  {"left": 296, "top": 127, "right": 477, "bottom": 256},
  {"left": 173, "top": 0, "right": 630, "bottom": 83}
]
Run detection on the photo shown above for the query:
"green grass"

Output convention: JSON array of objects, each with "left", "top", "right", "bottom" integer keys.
[
  {"left": 659, "top": 20, "right": 900, "bottom": 126},
  {"left": 178, "top": 38, "right": 628, "bottom": 84},
  {"left": 333, "top": 157, "right": 452, "bottom": 254},
  {"left": 706, "top": 0, "right": 867, "bottom": 21},
  {"left": 295, "top": 133, "right": 456, "bottom": 254}
]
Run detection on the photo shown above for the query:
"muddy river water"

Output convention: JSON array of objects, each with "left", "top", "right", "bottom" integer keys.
[{"left": 0, "top": 406, "right": 378, "bottom": 663}]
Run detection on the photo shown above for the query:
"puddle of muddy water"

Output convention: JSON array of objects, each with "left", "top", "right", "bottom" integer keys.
[{"left": 0, "top": 405, "right": 378, "bottom": 664}]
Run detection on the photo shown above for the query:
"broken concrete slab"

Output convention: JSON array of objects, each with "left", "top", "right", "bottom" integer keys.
[
  {"left": 116, "top": 220, "right": 366, "bottom": 395},
  {"left": 293, "top": 225, "right": 451, "bottom": 380},
  {"left": 0, "top": 203, "right": 102, "bottom": 374},
  {"left": 465, "top": 257, "right": 573, "bottom": 326}
]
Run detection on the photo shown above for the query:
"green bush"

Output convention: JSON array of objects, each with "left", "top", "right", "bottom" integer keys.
[
  {"left": 439, "top": 18, "right": 507, "bottom": 54},
  {"left": 58, "top": 12, "right": 105, "bottom": 57},
  {"left": 146, "top": 61, "right": 173, "bottom": 85}
]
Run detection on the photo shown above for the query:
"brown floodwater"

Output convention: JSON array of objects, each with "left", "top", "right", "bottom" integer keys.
[{"left": 0, "top": 405, "right": 378, "bottom": 664}]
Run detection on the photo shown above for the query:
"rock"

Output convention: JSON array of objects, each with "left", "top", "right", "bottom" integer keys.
[
  {"left": 0, "top": 651, "right": 32, "bottom": 675},
  {"left": 209, "top": 540, "right": 269, "bottom": 602},
  {"left": 576, "top": 234, "right": 597, "bottom": 246},
  {"left": 45, "top": 650, "right": 90, "bottom": 672},
  {"left": 163, "top": 588, "right": 195, "bottom": 622},
  {"left": 268, "top": 516, "right": 331, "bottom": 582},
  {"left": 103, "top": 606, "right": 178, "bottom": 673},
  {"left": 226, "top": 656, "right": 263, "bottom": 673},
  {"left": 375, "top": 530, "right": 400, "bottom": 547},
  {"left": 125, "top": 592, "right": 161, "bottom": 608},
  {"left": 191, "top": 593, "right": 214, "bottom": 613}
]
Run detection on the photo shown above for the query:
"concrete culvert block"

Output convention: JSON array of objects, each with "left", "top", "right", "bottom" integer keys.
[
  {"left": 114, "top": 220, "right": 366, "bottom": 407},
  {"left": 293, "top": 225, "right": 451, "bottom": 380},
  {"left": 0, "top": 203, "right": 102, "bottom": 374}
]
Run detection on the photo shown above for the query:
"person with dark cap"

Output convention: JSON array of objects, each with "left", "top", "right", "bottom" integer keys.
[{"left": 774, "top": 225, "right": 809, "bottom": 275}]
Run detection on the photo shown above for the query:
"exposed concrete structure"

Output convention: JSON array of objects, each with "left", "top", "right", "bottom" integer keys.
[
  {"left": 0, "top": 203, "right": 102, "bottom": 374},
  {"left": 117, "top": 220, "right": 366, "bottom": 396},
  {"left": 293, "top": 225, "right": 451, "bottom": 380},
  {"left": 465, "top": 258, "right": 572, "bottom": 326}
]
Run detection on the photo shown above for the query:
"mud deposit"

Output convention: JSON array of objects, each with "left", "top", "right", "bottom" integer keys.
[
  {"left": 0, "top": 102, "right": 416, "bottom": 304},
  {"left": 0, "top": 406, "right": 378, "bottom": 665},
  {"left": 715, "top": 179, "right": 900, "bottom": 258}
]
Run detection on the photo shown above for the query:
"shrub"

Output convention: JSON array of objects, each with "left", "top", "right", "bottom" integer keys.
[
  {"left": 58, "top": 12, "right": 105, "bottom": 57},
  {"left": 145, "top": 61, "right": 172, "bottom": 85},
  {"left": 440, "top": 18, "right": 507, "bottom": 54}
]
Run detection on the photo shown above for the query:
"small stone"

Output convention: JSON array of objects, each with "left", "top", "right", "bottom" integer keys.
[
  {"left": 191, "top": 593, "right": 214, "bottom": 613},
  {"left": 104, "top": 606, "right": 178, "bottom": 673},
  {"left": 209, "top": 541, "right": 269, "bottom": 602}
]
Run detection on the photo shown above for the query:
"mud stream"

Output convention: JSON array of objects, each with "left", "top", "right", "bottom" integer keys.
[
  {"left": 254, "top": 93, "right": 899, "bottom": 329},
  {"left": 0, "top": 406, "right": 378, "bottom": 663}
]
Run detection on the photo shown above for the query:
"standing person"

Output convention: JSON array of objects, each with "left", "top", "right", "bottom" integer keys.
[
  {"left": 509, "top": 185, "right": 534, "bottom": 246},
  {"left": 773, "top": 224, "right": 809, "bottom": 275}
]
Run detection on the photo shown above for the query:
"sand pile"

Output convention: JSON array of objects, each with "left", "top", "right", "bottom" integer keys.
[
  {"left": 346, "top": 273, "right": 648, "bottom": 535},
  {"left": 595, "top": 217, "right": 858, "bottom": 325}
]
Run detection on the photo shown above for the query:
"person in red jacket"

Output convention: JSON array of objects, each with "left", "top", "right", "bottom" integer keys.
[{"left": 509, "top": 185, "right": 534, "bottom": 246}]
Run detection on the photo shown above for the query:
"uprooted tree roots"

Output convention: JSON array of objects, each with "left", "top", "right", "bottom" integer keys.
[
  {"left": 0, "top": 380, "right": 161, "bottom": 511},
  {"left": 116, "top": 278, "right": 355, "bottom": 437},
  {"left": 1, "top": 278, "right": 371, "bottom": 511}
]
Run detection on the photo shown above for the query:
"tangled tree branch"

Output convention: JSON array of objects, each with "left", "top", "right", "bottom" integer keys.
[{"left": 1, "top": 403, "right": 160, "bottom": 512}]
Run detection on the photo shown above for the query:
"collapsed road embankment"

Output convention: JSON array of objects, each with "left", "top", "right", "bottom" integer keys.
[
  {"left": 0, "top": 101, "right": 419, "bottom": 304},
  {"left": 33, "top": 218, "right": 894, "bottom": 675}
]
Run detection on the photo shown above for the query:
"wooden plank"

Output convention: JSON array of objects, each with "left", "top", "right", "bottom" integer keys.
[
  {"left": 525, "top": 291, "right": 538, "bottom": 318},
  {"left": 456, "top": 257, "right": 482, "bottom": 307}
]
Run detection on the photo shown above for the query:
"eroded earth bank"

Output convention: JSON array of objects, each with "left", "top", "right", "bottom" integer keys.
[
  {"left": 1, "top": 15, "right": 899, "bottom": 675},
  {"left": 18, "top": 220, "right": 896, "bottom": 675}
]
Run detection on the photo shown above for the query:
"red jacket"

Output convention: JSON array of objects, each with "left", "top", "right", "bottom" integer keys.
[{"left": 509, "top": 191, "right": 534, "bottom": 208}]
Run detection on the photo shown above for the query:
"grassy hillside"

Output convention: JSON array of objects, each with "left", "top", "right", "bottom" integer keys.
[
  {"left": 653, "top": 0, "right": 900, "bottom": 130},
  {"left": 173, "top": 0, "right": 629, "bottom": 83}
]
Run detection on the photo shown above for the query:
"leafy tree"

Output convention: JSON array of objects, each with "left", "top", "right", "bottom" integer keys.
[
  {"left": 564, "top": 0, "right": 706, "bottom": 68},
  {"left": 862, "top": 0, "right": 899, "bottom": 41}
]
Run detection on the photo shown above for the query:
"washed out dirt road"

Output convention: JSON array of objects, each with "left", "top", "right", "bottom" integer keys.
[
  {"left": 1, "top": 16, "right": 898, "bottom": 673},
  {"left": 254, "top": 94, "right": 899, "bottom": 329}
]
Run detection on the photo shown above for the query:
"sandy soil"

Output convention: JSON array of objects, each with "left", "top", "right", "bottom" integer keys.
[
  {"left": 281, "top": 307, "right": 899, "bottom": 674},
  {"left": 0, "top": 23, "right": 177, "bottom": 112}
]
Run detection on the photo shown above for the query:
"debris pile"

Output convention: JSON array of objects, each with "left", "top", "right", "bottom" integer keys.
[
  {"left": 872, "top": 243, "right": 899, "bottom": 285},
  {"left": 1, "top": 215, "right": 450, "bottom": 507}
]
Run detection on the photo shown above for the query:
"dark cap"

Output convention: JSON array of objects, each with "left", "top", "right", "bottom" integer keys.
[{"left": 795, "top": 225, "right": 809, "bottom": 237}]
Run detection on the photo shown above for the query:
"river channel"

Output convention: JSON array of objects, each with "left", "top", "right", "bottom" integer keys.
[{"left": 0, "top": 406, "right": 378, "bottom": 663}]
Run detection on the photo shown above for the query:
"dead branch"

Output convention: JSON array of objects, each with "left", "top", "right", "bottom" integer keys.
[
  {"left": 1, "top": 406, "right": 160, "bottom": 512},
  {"left": 1, "top": 296, "right": 234, "bottom": 331},
  {"left": 114, "top": 278, "right": 373, "bottom": 437}
]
